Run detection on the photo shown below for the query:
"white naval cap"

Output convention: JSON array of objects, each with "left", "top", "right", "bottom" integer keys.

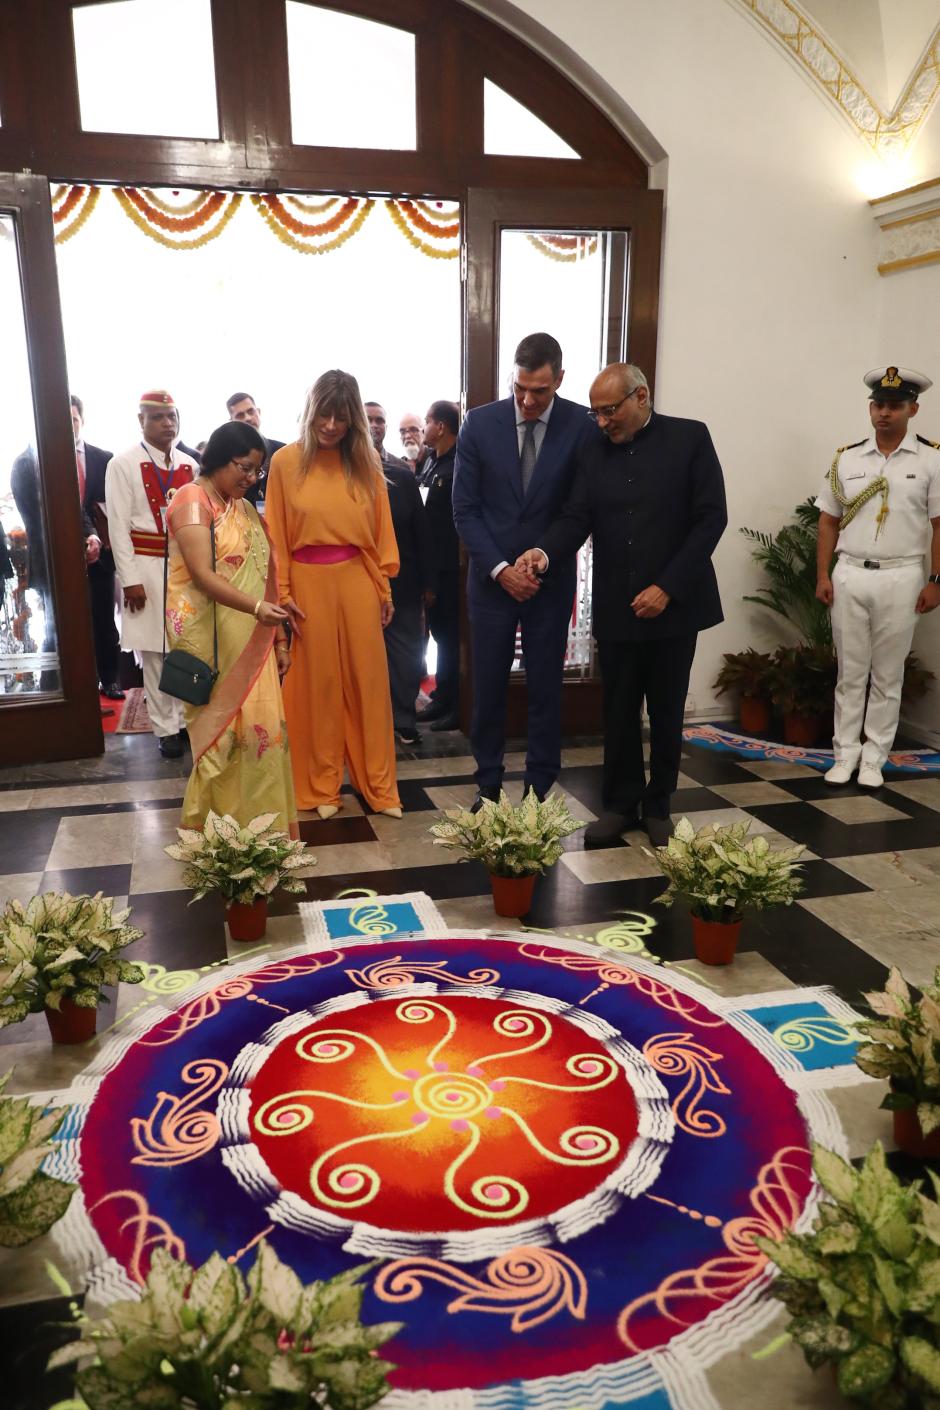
[{"left": 864, "top": 366, "right": 932, "bottom": 401}]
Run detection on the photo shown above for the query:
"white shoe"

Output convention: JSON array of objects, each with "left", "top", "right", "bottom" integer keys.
[
  {"left": 316, "top": 804, "right": 339, "bottom": 819},
  {"left": 824, "top": 762, "right": 855, "bottom": 785},
  {"left": 379, "top": 806, "right": 403, "bottom": 819},
  {"left": 858, "top": 765, "right": 884, "bottom": 789}
]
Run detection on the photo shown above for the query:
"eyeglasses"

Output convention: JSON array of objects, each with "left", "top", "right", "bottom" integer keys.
[
  {"left": 589, "top": 388, "right": 639, "bottom": 422},
  {"left": 231, "top": 459, "right": 260, "bottom": 479}
]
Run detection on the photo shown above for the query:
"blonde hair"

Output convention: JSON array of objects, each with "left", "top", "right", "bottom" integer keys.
[{"left": 297, "top": 369, "right": 380, "bottom": 499}]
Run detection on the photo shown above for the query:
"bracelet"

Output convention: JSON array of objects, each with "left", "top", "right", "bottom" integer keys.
[{"left": 253, "top": 599, "right": 262, "bottom": 618}]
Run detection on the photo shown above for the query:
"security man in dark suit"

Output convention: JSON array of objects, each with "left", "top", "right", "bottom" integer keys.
[
  {"left": 71, "top": 395, "right": 123, "bottom": 698},
  {"left": 519, "top": 362, "right": 727, "bottom": 848},
  {"left": 226, "top": 391, "right": 285, "bottom": 508},
  {"left": 417, "top": 400, "right": 461, "bottom": 731},
  {"left": 384, "top": 463, "right": 436, "bottom": 745}
]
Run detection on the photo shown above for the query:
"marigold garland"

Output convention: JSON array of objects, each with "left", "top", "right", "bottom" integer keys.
[
  {"left": 526, "top": 232, "right": 598, "bottom": 263},
  {"left": 393, "top": 198, "right": 459, "bottom": 239},
  {"left": 52, "top": 185, "right": 85, "bottom": 224},
  {"left": 120, "top": 187, "right": 228, "bottom": 234},
  {"left": 255, "top": 193, "right": 362, "bottom": 238},
  {"left": 385, "top": 199, "right": 459, "bottom": 259},
  {"left": 53, "top": 186, "right": 100, "bottom": 245},
  {"left": 252, "top": 195, "right": 374, "bottom": 254},
  {"left": 140, "top": 188, "right": 216, "bottom": 217},
  {"left": 283, "top": 193, "right": 343, "bottom": 216},
  {"left": 114, "top": 188, "right": 242, "bottom": 249},
  {"left": 413, "top": 198, "right": 461, "bottom": 224}
]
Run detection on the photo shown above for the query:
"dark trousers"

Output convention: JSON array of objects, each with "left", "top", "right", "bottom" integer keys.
[
  {"left": 384, "top": 597, "right": 424, "bottom": 732},
  {"left": 468, "top": 575, "right": 571, "bottom": 795},
  {"left": 597, "top": 632, "right": 698, "bottom": 818},
  {"left": 427, "top": 569, "right": 459, "bottom": 711},
  {"left": 88, "top": 554, "right": 120, "bottom": 687}
]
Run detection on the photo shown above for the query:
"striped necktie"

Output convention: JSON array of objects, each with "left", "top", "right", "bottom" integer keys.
[{"left": 520, "top": 420, "right": 538, "bottom": 494}]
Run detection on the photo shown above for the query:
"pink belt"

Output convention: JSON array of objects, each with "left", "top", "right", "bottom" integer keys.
[{"left": 292, "top": 544, "right": 360, "bottom": 564}]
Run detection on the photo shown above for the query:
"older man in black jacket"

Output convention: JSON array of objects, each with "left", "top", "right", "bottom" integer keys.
[{"left": 518, "top": 362, "right": 727, "bottom": 848}]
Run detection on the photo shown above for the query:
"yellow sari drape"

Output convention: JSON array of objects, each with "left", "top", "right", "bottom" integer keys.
[{"left": 166, "top": 484, "right": 297, "bottom": 835}]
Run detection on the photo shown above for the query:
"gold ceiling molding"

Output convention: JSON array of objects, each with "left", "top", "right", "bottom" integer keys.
[
  {"left": 732, "top": 0, "right": 940, "bottom": 155},
  {"left": 870, "top": 175, "right": 940, "bottom": 275}
]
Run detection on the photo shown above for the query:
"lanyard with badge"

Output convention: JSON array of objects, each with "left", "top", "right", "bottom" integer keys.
[{"left": 141, "top": 442, "right": 174, "bottom": 529}]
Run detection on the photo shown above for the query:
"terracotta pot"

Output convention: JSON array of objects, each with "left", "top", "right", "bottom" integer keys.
[
  {"left": 691, "top": 915, "right": 742, "bottom": 966},
  {"left": 45, "top": 997, "right": 98, "bottom": 1045},
  {"left": 782, "top": 712, "right": 827, "bottom": 747},
  {"left": 739, "top": 695, "right": 771, "bottom": 735},
  {"left": 489, "top": 872, "right": 537, "bottom": 918},
  {"left": 226, "top": 897, "right": 268, "bottom": 941},
  {"left": 892, "top": 1105, "right": 940, "bottom": 1159}
]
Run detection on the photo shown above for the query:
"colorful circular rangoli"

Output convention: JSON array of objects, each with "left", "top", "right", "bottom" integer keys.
[{"left": 65, "top": 933, "right": 828, "bottom": 1408}]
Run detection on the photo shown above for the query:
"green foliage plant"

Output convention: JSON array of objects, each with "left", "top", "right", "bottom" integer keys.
[
  {"left": 756, "top": 1142, "right": 940, "bottom": 1408},
  {"left": 165, "top": 811, "right": 315, "bottom": 906},
  {"left": 646, "top": 816, "right": 805, "bottom": 923},
  {"left": 0, "top": 1070, "right": 75, "bottom": 1247},
  {"left": 740, "top": 497, "right": 834, "bottom": 650},
  {"left": 768, "top": 643, "right": 838, "bottom": 719},
  {"left": 713, "top": 648, "right": 776, "bottom": 701},
  {"left": 48, "top": 1240, "right": 402, "bottom": 1410},
  {"left": 429, "top": 788, "right": 585, "bottom": 878},
  {"left": 854, "top": 966, "right": 940, "bottom": 1135},
  {"left": 0, "top": 892, "right": 144, "bottom": 1028}
]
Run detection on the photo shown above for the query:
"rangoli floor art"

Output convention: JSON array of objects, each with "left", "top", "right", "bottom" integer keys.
[
  {"left": 682, "top": 723, "right": 940, "bottom": 774},
  {"left": 55, "top": 930, "right": 866, "bottom": 1410}
]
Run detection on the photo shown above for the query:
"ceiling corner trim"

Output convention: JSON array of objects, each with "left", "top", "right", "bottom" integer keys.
[{"left": 727, "top": 0, "right": 940, "bottom": 156}]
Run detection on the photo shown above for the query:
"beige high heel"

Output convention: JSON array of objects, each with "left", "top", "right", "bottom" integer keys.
[
  {"left": 379, "top": 806, "right": 403, "bottom": 819},
  {"left": 316, "top": 804, "right": 339, "bottom": 820}
]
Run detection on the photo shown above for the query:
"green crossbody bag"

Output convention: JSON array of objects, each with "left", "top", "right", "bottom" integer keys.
[{"left": 159, "top": 517, "right": 219, "bottom": 706}]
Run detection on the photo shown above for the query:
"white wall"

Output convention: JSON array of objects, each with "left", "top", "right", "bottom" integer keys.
[{"left": 479, "top": 0, "right": 890, "bottom": 719}]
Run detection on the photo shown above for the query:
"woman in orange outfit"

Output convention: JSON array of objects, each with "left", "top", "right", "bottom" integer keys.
[{"left": 265, "top": 369, "right": 402, "bottom": 819}]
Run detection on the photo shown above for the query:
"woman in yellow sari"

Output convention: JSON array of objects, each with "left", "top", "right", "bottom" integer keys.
[{"left": 166, "top": 422, "right": 300, "bottom": 835}]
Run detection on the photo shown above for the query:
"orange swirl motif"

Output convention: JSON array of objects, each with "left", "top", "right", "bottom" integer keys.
[
  {"left": 618, "top": 1145, "right": 811, "bottom": 1351},
  {"left": 642, "top": 1033, "right": 730, "bottom": 1138},
  {"left": 130, "top": 1058, "right": 228, "bottom": 1166},
  {"left": 89, "top": 1190, "right": 186, "bottom": 1285},
  {"left": 345, "top": 955, "right": 500, "bottom": 990},
  {"left": 373, "top": 1247, "right": 587, "bottom": 1332},
  {"left": 139, "top": 952, "right": 343, "bottom": 1046},
  {"left": 518, "top": 945, "right": 725, "bottom": 1026}
]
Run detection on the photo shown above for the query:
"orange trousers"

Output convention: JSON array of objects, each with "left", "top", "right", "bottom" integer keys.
[{"left": 282, "top": 556, "right": 400, "bottom": 811}]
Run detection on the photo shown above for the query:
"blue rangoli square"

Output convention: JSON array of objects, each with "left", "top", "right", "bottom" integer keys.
[
  {"left": 322, "top": 900, "right": 424, "bottom": 940},
  {"left": 746, "top": 1001, "right": 859, "bottom": 1070}
]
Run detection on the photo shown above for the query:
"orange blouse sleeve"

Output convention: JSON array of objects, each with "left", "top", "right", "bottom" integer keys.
[
  {"left": 167, "top": 483, "right": 213, "bottom": 535},
  {"left": 265, "top": 446, "right": 293, "bottom": 604}
]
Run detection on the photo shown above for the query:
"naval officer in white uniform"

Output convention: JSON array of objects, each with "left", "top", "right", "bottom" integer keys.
[
  {"left": 815, "top": 366, "right": 940, "bottom": 788},
  {"left": 105, "top": 390, "right": 198, "bottom": 758}
]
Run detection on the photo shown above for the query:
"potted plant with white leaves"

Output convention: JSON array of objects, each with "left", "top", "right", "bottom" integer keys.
[
  {"left": 854, "top": 965, "right": 940, "bottom": 1160},
  {"left": 646, "top": 817, "right": 805, "bottom": 965},
  {"left": 0, "top": 1070, "right": 76, "bottom": 1247},
  {"left": 429, "top": 788, "right": 585, "bottom": 918},
  {"left": 47, "top": 1240, "right": 402, "bottom": 1409},
  {"left": 166, "top": 811, "right": 315, "bottom": 941},
  {"left": 0, "top": 892, "right": 145, "bottom": 1044}
]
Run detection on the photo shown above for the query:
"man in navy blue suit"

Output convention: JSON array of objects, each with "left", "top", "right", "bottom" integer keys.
[{"left": 453, "top": 332, "right": 596, "bottom": 809}]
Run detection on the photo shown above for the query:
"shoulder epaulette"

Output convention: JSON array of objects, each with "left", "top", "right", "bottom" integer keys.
[
  {"left": 916, "top": 434, "right": 940, "bottom": 450},
  {"left": 836, "top": 439, "right": 866, "bottom": 453}
]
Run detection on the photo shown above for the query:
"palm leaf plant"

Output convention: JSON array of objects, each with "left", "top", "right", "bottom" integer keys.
[{"left": 740, "top": 497, "right": 834, "bottom": 650}]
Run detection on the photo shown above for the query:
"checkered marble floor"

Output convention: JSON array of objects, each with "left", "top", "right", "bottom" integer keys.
[{"left": 3, "top": 728, "right": 940, "bottom": 1409}]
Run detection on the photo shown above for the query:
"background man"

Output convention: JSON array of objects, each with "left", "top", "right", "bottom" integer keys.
[
  {"left": 453, "top": 332, "right": 595, "bottom": 808},
  {"left": 72, "top": 394, "right": 122, "bottom": 700},
  {"left": 417, "top": 400, "right": 460, "bottom": 731},
  {"left": 226, "top": 391, "right": 284, "bottom": 508},
  {"left": 816, "top": 366, "right": 940, "bottom": 789},
  {"left": 105, "top": 391, "right": 197, "bottom": 758},
  {"left": 366, "top": 402, "right": 407, "bottom": 468},
  {"left": 518, "top": 362, "right": 727, "bottom": 848},
  {"left": 399, "top": 411, "right": 430, "bottom": 474},
  {"left": 384, "top": 462, "right": 436, "bottom": 746}
]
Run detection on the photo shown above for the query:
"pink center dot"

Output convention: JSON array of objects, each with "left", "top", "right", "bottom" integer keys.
[
  {"left": 337, "top": 1173, "right": 358, "bottom": 1189},
  {"left": 392, "top": 1091, "right": 408, "bottom": 1102},
  {"left": 466, "top": 1065, "right": 483, "bottom": 1077},
  {"left": 411, "top": 1112, "right": 428, "bottom": 1125},
  {"left": 489, "top": 1080, "right": 505, "bottom": 1092},
  {"left": 483, "top": 1183, "right": 504, "bottom": 1200},
  {"left": 450, "top": 1119, "right": 470, "bottom": 1131},
  {"left": 434, "top": 1061, "right": 448, "bottom": 1072},
  {"left": 484, "top": 1107, "right": 501, "bottom": 1119},
  {"left": 445, "top": 1092, "right": 459, "bottom": 1102},
  {"left": 574, "top": 1135, "right": 595, "bottom": 1150},
  {"left": 404, "top": 1069, "right": 420, "bottom": 1079}
]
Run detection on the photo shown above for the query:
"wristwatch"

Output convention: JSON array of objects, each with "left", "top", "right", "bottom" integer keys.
[{"left": 929, "top": 574, "right": 940, "bottom": 585}]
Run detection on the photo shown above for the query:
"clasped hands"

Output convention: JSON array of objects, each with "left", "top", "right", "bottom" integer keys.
[{"left": 511, "top": 550, "right": 670, "bottom": 617}]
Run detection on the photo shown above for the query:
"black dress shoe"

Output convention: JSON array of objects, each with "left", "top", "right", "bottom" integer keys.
[
  {"left": 158, "top": 732, "right": 184, "bottom": 760},
  {"left": 643, "top": 815, "right": 674, "bottom": 848},
  {"left": 584, "top": 811, "right": 639, "bottom": 848},
  {"left": 469, "top": 787, "right": 501, "bottom": 814},
  {"left": 430, "top": 712, "right": 460, "bottom": 732},
  {"left": 101, "top": 683, "right": 126, "bottom": 700},
  {"left": 396, "top": 727, "right": 421, "bottom": 746},
  {"left": 416, "top": 700, "right": 449, "bottom": 722}
]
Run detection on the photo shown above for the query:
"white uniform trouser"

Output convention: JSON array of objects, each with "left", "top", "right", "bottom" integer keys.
[
  {"left": 830, "top": 558, "right": 921, "bottom": 770},
  {"left": 140, "top": 650, "right": 184, "bottom": 739}
]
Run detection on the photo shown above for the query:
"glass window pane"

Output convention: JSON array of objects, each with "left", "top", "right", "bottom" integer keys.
[
  {"left": 72, "top": 0, "right": 219, "bottom": 139},
  {"left": 0, "top": 215, "right": 62, "bottom": 697},
  {"left": 484, "top": 81, "right": 579, "bottom": 159},
  {"left": 498, "top": 228, "right": 630, "bottom": 678},
  {"left": 286, "top": 2, "right": 416, "bottom": 150}
]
